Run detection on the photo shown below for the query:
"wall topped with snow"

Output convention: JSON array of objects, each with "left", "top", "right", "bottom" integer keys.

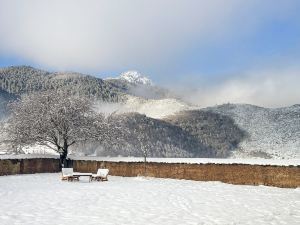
[
  {"left": 1, "top": 155, "right": 299, "bottom": 188},
  {"left": 68, "top": 156, "right": 300, "bottom": 166},
  {"left": 73, "top": 159, "right": 300, "bottom": 188},
  {"left": 2, "top": 154, "right": 299, "bottom": 166},
  {"left": 0, "top": 154, "right": 59, "bottom": 160}
]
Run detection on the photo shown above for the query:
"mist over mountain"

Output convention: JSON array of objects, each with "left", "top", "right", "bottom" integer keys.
[
  {"left": 0, "top": 66, "right": 299, "bottom": 159},
  {"left": 105, "top": 70, "right": 171, "bottom": 100},
  {"left": 119, "top": 71, "right": 153, "bottom": 86}
]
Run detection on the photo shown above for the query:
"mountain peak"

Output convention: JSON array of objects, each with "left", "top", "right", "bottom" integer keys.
[{"left": 119, "top": 71, "right": 153, "bottom": 86}]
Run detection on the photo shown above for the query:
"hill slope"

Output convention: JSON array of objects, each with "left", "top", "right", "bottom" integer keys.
[
  {"left": 206, "top": 104, "right": 300, "bottom": 159},
  {"left": 72, "top": 113, "right": 213, "bottom": 158},
  {"left": 0, "top": 66, "right": 122, "bottom": 101},
  {"left": 165, "top": 110, "right": 247, "bottom": 157},
  {"left": 1, "top": 66, "right": 299, "bottom": 159},
  {"left": 0, "top": 89, "right": 17, "bottom": 120}
]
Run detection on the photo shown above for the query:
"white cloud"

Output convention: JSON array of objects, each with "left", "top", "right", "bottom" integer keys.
[
  {"left": 0, "top": 0, "right": 296, "bottom": 72},
  {"left": 1, "top": 0, "right": 298, "bottom": 107},
  {"left": 180, "top": 65, "right": 300, "bottom": 108}
]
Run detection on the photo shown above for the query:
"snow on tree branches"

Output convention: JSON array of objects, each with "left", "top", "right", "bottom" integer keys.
[{"left": 5, "top": 91, "right": 125, "bottom": 166}]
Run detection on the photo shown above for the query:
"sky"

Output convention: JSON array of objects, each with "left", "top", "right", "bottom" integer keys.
[{"left": 0, "top": 0, "right": 300, "bottom": 107}]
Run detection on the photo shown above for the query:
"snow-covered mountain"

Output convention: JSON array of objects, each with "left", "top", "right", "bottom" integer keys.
[
  {"left": 106, "top": 71, "right": 170, "bottom": 100},
  {"left": 119, "top": 71, "right": 153, "bottom": 86},
  {"left": 206, "top": 104, "right": 300, "bottom": 159},
  {"left": 0, "top": 66, "right": 299, "bottom": 159}
]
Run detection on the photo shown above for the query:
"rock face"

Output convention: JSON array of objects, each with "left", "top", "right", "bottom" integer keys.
[{"left": 206, "top": 104, "right": 300, "bottom": 159}]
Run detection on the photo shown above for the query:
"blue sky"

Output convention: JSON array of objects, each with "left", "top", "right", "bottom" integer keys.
[{"left": 0, "top": 0, "right": 299, "bottom": 107}]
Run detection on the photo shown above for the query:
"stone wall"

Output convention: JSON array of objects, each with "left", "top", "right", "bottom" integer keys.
[
  {"left": 0, "top": 158, "right": 60, "bottom": 176},
  {"left": 73, "top": 160, "right": 300, "bottom": 188},
  {"left": 0, "top": 158, "right": 299, "bottom": 188}
]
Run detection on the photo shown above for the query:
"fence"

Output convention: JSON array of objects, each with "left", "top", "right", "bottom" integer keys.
[{"left": 0, "top": 157, "right": 299, "bottom": 188}]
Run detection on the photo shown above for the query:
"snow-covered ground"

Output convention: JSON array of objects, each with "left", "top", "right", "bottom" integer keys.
[{"left": 0, "top": 173, "right": 299, "bottom": 225}]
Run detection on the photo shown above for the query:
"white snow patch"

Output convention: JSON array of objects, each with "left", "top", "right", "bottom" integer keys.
[
  {"left": 1, "top": 154, "right": 299, "bottom": 166},
  {"left": 0, "top": 173, "right": 299, "bottom": 225},
  {"left": 94, "top": 96, "right": 193, "bottom": 119},
  {"left": 68, "top": 156, "right": 300, "bottom": 166},
  {"left": 0, "top": 154, "right": 59, "bottom": 160},
  {"left": 119, "top": 70, "right": 153, "bottom": 86},
  {"left": 21, "top": 145, "right": 58, "bottom": 155},
  {"left": 123, "top": 96, "right": 193, "bottom": 119}
]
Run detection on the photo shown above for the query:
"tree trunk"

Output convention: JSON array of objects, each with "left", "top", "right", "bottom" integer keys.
[
  {"left": 59, "top": 154, "right": 65, "bottom": 169},
  {"left": 143, "top": 150, "right": 147, "bottom": 176},
  {"left": 59, "top": 140, "right": 68, "bottom": 168}
]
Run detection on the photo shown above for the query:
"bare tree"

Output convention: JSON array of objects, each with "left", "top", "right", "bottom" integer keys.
[
  {"left": 133, "top": 122, "right": 152, "bottom": 176},
  {"left": 6, "top": 91, "right": 117, "bottom": 166}
]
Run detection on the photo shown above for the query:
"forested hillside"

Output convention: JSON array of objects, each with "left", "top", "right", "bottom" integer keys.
[
  {"left": 1, "top": 66, "right": 299, "bottom": 159},
  {"left": 165, "top": 110, "right": 247, "bottom": 157},
  {"left": 73, "top": 113, "right": 213, "bottom": 158},
  {"left": 206, "top": 104, "right": 300, "bottom": 159},
  {"left": 0, "top": 66, "right": 121, "bottom": 101}
]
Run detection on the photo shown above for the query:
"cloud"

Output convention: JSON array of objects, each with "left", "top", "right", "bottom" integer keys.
[
  {"left": 1, "top": 0, "right": 298, "bottom": 107},
  {"left": 178, "top": 65, "right": 300, "bottom": 108},
  {"left": 0, "top": 0, "right": 296, "bottom": 72}
]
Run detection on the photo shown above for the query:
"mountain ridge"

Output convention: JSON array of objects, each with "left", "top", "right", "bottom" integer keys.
[
  {"left": 204, "top": 103, "right": 300, "bottom": 159},
  {"left": 0, "top": 66, "right": 299, "bottom": 159}
]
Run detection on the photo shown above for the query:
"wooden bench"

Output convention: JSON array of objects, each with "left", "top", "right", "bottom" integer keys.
[
  {"left": 61, "top": 168, "right": 79, "bottom": 181},
  {"left": 91, "top": 169, "right": 109, "bottom": 181}
]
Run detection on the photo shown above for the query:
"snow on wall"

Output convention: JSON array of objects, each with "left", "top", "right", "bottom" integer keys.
[
  {"left": 0, "top": 154, "right": 59, "bottom": 160},
  {"left": 68, "top": 156, "right": 300, "bottom": 166},
  {"left": 73, "top": 159, "right": 300, "bottom": 188},
  {"left": 1, "top": 154, "right": 299, "bottom": 166},
  {"left": 1, "top": 155, "right": 299, "bottom": 187}
]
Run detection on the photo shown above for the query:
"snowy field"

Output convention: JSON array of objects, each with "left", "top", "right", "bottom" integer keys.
[{"left": 0, "top": 173, "right": 299, "bottom": 225}]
